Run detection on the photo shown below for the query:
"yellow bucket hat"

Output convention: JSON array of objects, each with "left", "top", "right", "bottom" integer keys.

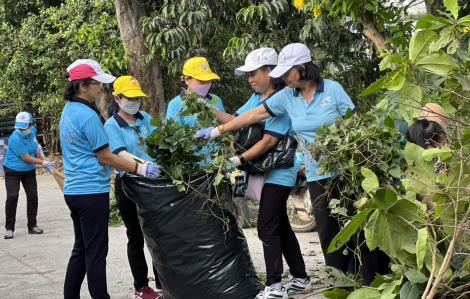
[
  {"left": 113, "top": 76, "right": 147, "bottom": 98},
  {"left": 183, "top": 57, "right": 220, "bottom": 81}
]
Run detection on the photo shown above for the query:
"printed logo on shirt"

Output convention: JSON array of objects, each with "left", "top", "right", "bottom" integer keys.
[
  {"left": 33, "top": 137, "right": 37, "bottom": 143},
  {"left": 320, "top": 96, "right": 331, "bottom": 107},
  {"left": 60, "top": 117, "right": 79, "bottom": 143}
]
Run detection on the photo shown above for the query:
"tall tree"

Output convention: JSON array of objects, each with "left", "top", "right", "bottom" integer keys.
[{"left": 114, "top": 0, "right": 165, "bottom": 116}]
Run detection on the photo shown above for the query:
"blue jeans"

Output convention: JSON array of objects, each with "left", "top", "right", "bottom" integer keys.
[{"left": 63, "top": 193, "right": 110, "bottom": 299}]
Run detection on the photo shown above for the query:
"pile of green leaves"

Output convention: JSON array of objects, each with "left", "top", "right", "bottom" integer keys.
[
  {"left": 144, "top": 91, "right": 233, "bottom": 192},
  {"left": 307, "top": 102, "right": 406, "bottom": 197}
]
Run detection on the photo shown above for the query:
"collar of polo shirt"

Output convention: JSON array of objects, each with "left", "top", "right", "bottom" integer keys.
[
  {"left": 294, "top": 78, "right": 325, "bottom": 97},
  {"left": 112, "top": 110, "right": 144, "bottom": 127}
]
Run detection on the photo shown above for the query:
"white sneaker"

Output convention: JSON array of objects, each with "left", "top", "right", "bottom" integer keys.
[
  {"left": 255, "top": 286, "right": 288, "bottom": 299},
  {"left": 286, "top": 275, "right": 313, "bottom": 294}
]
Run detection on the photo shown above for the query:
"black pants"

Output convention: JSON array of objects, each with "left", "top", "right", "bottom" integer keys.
[
  {"left": 257, "top": 183, "right": 307, "bottom": 286},
  {"left": 64, "top": 193, "right": 110, "bottom": 299},
  {"left": 308, "top": 178, "right": 387, "bottom": 285},
  {"left": 3, "top": 166, "right": 38, "bottom": 231},
  {"left": 115, "top": 176, "right": 160, "bottom": 289}
]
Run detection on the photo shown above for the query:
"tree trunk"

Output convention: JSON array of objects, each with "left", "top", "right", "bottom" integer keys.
[
  {"left": 114, "top": 0, "right": 166, "bottom": 117},
  {"left": 363, "top": 19, "right": 389, "bottom": 51},
  {"left": 95, "top": 89, "right": 112, "bottom": 119}
]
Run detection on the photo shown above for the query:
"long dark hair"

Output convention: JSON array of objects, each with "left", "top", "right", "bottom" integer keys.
[
  {"left": 107, "top": 93, "right": 123, "bottom": 117},
  {"left": 62, "top": 72, "right": 93, "bottom": 101},
  {"left": 293, "top": 61, "right": 321, "bottom": 81},
  {"left": 260, "top": 65, "right": 287, "bottom": 91},
  {"left": 406, "top": 119, "right": 447, "bottom": 149}
]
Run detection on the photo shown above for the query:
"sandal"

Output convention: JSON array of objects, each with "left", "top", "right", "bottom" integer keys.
[
  {"left": 28, "top": 226, "right": 43, "bottom": 234},
  {"left": 4, "top": 230, "right": 13, "bottom": 239}
]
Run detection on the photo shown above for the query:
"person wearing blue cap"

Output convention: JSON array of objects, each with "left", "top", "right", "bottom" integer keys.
[
  {"left": 3, "top": 111, "right": 54, "bottom": 239},
  {"left": 208, "top": 48, "right": 311, "bottom": 299},
  {"left": 195, "top": 43, "right": 384, "bottom": 286}
]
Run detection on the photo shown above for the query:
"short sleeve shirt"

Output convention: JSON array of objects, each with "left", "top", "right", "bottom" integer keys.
[
  {"left": 59, "top": 97, "right": 110, "bottom": 195},
  {"left": 104, "top": 111, "right": 156, "bottom": 173},
  {"left": 264, "top": 78, "right": 355, "bottom": 182},
  {"left": 3, "top": 127, "right": 38, "bottom": 172},
  {"left": 166, "top": 91, "right": 225, "bottom": 164},
  {"left": 235, "top": 92, "right": 297, "bottom": 187}
]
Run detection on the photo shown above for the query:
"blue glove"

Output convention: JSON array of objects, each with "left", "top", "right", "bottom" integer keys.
[
  {"left": 42, "top": 160, "right": 54, "bottom": 175},
  {"left": 194, "top": 127, "right": 221, "bottom": 139}
]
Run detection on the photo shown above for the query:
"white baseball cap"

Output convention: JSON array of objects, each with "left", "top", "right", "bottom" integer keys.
[
  {"left": 66, "top": 59, "right": 116, "bottom": 83},
  {"left": 235, "top": 48, "right": 278, "bottom": 75},
  {"left": 15, "top": 111, "right": 33, "bottom": 129},
  {"left": 269, "top": 43, "right": 312, "bottom": 78}
]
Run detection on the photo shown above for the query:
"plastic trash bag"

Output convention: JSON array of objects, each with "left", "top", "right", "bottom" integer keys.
[
  {"left": 232, "top": 175, "right": 247, "bottom": 197},
  {"left": 234, "top": 123, "right": 298, "bottom": 173},
  {"left": 121, "top": 172, "right": 261, "bottom": 299}
]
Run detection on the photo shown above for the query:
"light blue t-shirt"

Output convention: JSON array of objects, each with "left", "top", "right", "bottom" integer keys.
[
  {"left": 59, "top": 97, "right": 111, "bottom": 195},
  {"left": 264, "top": 78, "right": 355, "bottom": 182},
  {"left": 104, "top": 111, "right": 156, "bottom": 174},
  {"left": 166, "top": 91, "right": 225, "bottom": 164},
  {"left": 3, "top": 127, "right": 38, "bottom": 172},
  {"left": 236, "top": 92, "right": 297, "bottom": 187}
]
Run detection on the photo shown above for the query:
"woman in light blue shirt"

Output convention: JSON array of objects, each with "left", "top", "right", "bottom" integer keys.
[
  {"left": 196, "top": 43, "right": 384, "bottom": 286},
  {"left": 3, "top": 111, "right": 53, "bottom": 239},
  {"left": 209, "top": 48, "right": 311, "bottom": 299},
  {"left": 104, "top": 76, "right": 162, "bottom": 299}
]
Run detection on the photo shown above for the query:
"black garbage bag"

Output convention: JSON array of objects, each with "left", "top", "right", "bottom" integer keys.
[
  {"left": 232, "top": 175, "right": 247, "bottom": 197},
  {"left": 121, "top": 172, "right": 261, "bottom": 299},
  {"left": 234, "top": 122, "right": 298, "bottom": 173}
]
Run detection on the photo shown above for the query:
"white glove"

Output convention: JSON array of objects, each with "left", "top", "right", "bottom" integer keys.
[
  {"left": 194, "top": 127, "right": 221, "bottom": 139},
  {"left": 197, "top": 98, "right": 212, "bottom": 107},
  {"left": 229, "top": 156, "right": 242, "bottom": 167},
  {"left": 136, "top": 161, "right": 164, "bottom": 178},
  {"left": 36, "top": 144, "right": 45, "bottom": 159},
  {"left": 42, "top": 160, "right": 54, "bottom": 175}
]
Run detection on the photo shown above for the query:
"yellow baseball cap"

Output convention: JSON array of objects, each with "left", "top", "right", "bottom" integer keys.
[
  {"left": 183, "top": 57, "right": 220, "bottom": 81},
  {"left": 113, "top": 76, "right": 147, "bottom": 98}
]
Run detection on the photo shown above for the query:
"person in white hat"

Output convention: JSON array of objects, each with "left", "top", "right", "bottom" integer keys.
[
  {"left": 195, "top": 43, "right": 386, "bottom": 286},
  {"left": 3, "top": 112, "right": 54, "bottom": 239},
  {"left": 204, "top": 48, "right": 312, "bottom": 298},
  {"left": 59, "top": 59, "right": 164, "bottom": 299}
]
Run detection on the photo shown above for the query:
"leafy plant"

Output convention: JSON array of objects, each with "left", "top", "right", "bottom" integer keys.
[
  {"left": 144, "top": 91, "right": 233, "bottom": 192},
  {"left": 308, "top": 103, "right": 407, "bottom": 198},
  {"left": 309, "top": 2, "right": 470, "bottom": 299}
]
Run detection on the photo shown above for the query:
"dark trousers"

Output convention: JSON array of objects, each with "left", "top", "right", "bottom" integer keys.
[
  {"left": 257, "top": 183, "right": 307, "bottom": 286},
  {"left": 308, "top": 178, "right": 386, "bottom": 285},
  {"left": 115, "top": 176, "right": 160, "bottom": 289},
  {"left": 4, "top": 166, "right": 38, "bottom": 231},
  {"left": 64, "top": 193, "right": 110, "bottom": 299}
]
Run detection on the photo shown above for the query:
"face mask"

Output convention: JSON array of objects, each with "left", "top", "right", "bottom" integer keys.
[
  {"left": 17, "top": 128, "right": 31, "bottom": 136},
  {"left": 119, "top": 98, "right": 140, "bottom": 115},
  {"left": 191, "top": 82, "right": 212, "bottom": 97}
]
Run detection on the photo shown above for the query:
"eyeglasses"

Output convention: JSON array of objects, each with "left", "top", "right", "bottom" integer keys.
[
  {"left": 89, "top": 82, "right": 103, "bottom": 87},
  {"left": 133, "top": 126, "right": 144, "bottom": 146}
]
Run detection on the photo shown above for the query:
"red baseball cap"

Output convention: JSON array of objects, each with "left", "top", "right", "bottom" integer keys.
[{"left": 66, "top": 59, "right": 116, "bottom": 83}]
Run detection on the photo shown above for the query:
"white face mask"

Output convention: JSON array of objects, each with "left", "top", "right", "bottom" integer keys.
[{"left": 118, "top": 97, "right": 140, "bottom": 115}]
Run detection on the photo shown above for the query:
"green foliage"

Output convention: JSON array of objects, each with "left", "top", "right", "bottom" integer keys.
[
  {"left": 0, "top": 0, "right": 127, "bottom": 121},
  {"left": 139, "top": 0, "right": 253, "bottom": 114},
  {"left": 308, "top": 105, "right": 406, "bottom": 198},
  {"left": 312, "top": 6, "right": 470, "bottom": 299},
  {"left": 144, "top": 91, "right": 233, "bottom": 192}
]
